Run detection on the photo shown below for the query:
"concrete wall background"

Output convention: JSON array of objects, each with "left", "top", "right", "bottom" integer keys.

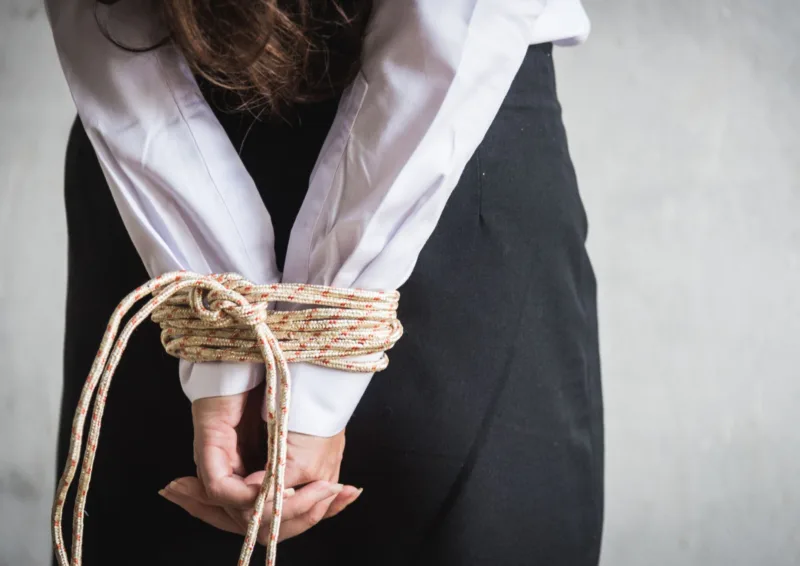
[
  {"left": 1, "top": 1, "right": 73, "bottom": 565},
  {"left": 556, "top": 2, "right": 800, "bottom": 564},
  {"left": 1, "top": 0, "right": 798, "bottom": 564}
]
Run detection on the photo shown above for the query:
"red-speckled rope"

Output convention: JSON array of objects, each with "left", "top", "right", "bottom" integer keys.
[{"left": 52, "top": 271, "right": 402, "bottom": 566}]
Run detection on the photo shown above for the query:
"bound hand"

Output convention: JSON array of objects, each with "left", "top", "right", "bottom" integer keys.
[{"left": 160, "top": 389, "right": 361, "bottom": 543}]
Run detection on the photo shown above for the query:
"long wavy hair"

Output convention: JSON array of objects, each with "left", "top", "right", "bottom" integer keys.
[{"left": 102, "top": 0, "right": 372, "bottom": 112}]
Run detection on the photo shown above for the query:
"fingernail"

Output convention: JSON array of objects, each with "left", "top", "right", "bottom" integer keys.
[
  {"left": 283, "top": 488, "right": 296, "bottom": 497},
  {"left": 330, "top": 483, "right": 345, "bottom": 495},
  {"left": 159, "top": 489, "right": 176, "bottom": 502}
]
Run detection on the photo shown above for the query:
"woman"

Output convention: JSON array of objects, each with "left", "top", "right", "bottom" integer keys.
[{"left": 47, "top": 0, "right": 603, "bottom": 564}]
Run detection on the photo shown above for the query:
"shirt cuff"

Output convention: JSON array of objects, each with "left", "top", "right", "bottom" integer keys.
[
  {"left": 273, "top": 361, "right": 376, "bottom": 437},
  {"left": 180, "top": 360, "right": 265, "bottom": 401}
]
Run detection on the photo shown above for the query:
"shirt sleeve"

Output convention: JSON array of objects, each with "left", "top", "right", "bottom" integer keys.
[
  {"left": 281, "top": 0, "right": 547, "bottom": 435},
  {"left": 44, "top": 0, "right": 281, "bottom": 400}
]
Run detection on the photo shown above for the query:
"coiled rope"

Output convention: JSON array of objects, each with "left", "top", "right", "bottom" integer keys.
[{"left": 52, "top": 271, "right": 403, "bottom": 566}]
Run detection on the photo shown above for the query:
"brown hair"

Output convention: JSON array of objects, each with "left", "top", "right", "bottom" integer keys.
[{"left": 129, "top": 0, "right": 371, "bottom": 112}]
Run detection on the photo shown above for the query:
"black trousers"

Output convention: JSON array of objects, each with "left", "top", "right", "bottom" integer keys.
[{"left": 57, "top": 43, "right": 603, "bottom": 565}]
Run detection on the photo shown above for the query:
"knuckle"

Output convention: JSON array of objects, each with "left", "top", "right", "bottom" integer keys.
[
  {"left": 205, "top": 480, "right": 225, "bottom": 502},
  {"left": 306, "top": 507, "right": 326, "bottom": 527},
  {"left": 240, "top": 510, "right": 256, "bottom": 526},
  {"left": 297, "top": 468, "right": 314, "bottom": 484}
]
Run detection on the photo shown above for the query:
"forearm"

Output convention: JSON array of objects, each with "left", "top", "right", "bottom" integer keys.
[{"left": 46, "top": 0, "right": 281, "bottom": 399}]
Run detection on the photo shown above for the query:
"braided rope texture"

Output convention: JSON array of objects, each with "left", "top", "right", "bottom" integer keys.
[{"left": 52, "top": 271, "right": 403, "bottom": 566}]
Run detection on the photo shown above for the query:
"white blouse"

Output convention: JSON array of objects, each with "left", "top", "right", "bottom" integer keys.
[{"left": 45, "top": 0, "right": 590, "bottom": 436}]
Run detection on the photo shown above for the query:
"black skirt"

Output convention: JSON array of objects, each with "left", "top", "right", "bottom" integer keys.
[{"left": 56, "top": 43, "right": 603, "bottom": 566}]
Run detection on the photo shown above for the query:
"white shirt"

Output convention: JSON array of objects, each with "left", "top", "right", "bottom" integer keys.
[{"left": 45, "top": 0, "right": 589, "bottom": 436}]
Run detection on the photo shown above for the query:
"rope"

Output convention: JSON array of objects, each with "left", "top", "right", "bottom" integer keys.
[{"left": 52, "top": 271, "right": 403, "bottom": 566}]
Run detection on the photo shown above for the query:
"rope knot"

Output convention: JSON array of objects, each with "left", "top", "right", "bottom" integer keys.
[{"left": 187, "top": 285, "right": 269, "bottom": 327}]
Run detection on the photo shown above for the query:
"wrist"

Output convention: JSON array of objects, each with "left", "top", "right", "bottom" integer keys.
[{"left": 260, "top": 361, "right": 376, "bottom": 437}]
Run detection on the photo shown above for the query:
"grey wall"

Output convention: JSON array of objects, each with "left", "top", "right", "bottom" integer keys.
[
  {"left": 556, "top": 2, "right": 800, "bottom": 564},
  {"left": 1, "top": 1, "right": 73, "bottom": 565},
  {"left": 1, "top": 0, "right": 798, "bottom": 564}
]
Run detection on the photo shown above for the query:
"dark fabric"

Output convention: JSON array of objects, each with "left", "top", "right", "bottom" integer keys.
[{"left": 56, "top": 43, "right": 603, "bottom": 566}]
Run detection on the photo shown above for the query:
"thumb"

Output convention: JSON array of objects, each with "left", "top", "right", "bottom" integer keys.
[
  {"left": 198, "top": 444, "right": 261, "bottom": 507},
  {"left": 192, "top": 393, "right": 259, "bottom": 508}
]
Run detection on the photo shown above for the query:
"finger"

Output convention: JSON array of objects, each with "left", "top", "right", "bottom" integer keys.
[
  {"left": 166, "top": 476, "right": 293, "bottom": 507},
  {"left": 198, "top": 445, "right": 261, "bottom": 507},
  {"left": 279, "top": 481, "right": 343, "bottom": 520},
  {"left": 164, "top": 477, "right": 294, "bottom": 535},
  {"left": 276, "top": 496, "right": 341, "bottom": 542},
  {"left": 160, "top": 489, "right": 243, "bottom": 535},
  {"left": 282, "top": 465, "right": 308, "bottom": 489},
  {"left": 165, "top": 477, "right": 211, "bottom": 501},
  {"left": 277, "top": 486, "right": 361, "bottom": 542},
  {"left": 243, "top": 470, "right": 267, "bottom": 488},
  {"left": 232, "top": 485, "right": 299, "bottom": 528},
  {"left": 322, "top": 486, "right": 362, "bottom": 519},
  {"left": 253, "top": 481, "right": 341, "bottom": 544},
  {"left": 281, "top": 457, "right": 342, "bottom": 489},
  {"left": 240, "top": 471, "right": 311, "bottom": 501}
]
